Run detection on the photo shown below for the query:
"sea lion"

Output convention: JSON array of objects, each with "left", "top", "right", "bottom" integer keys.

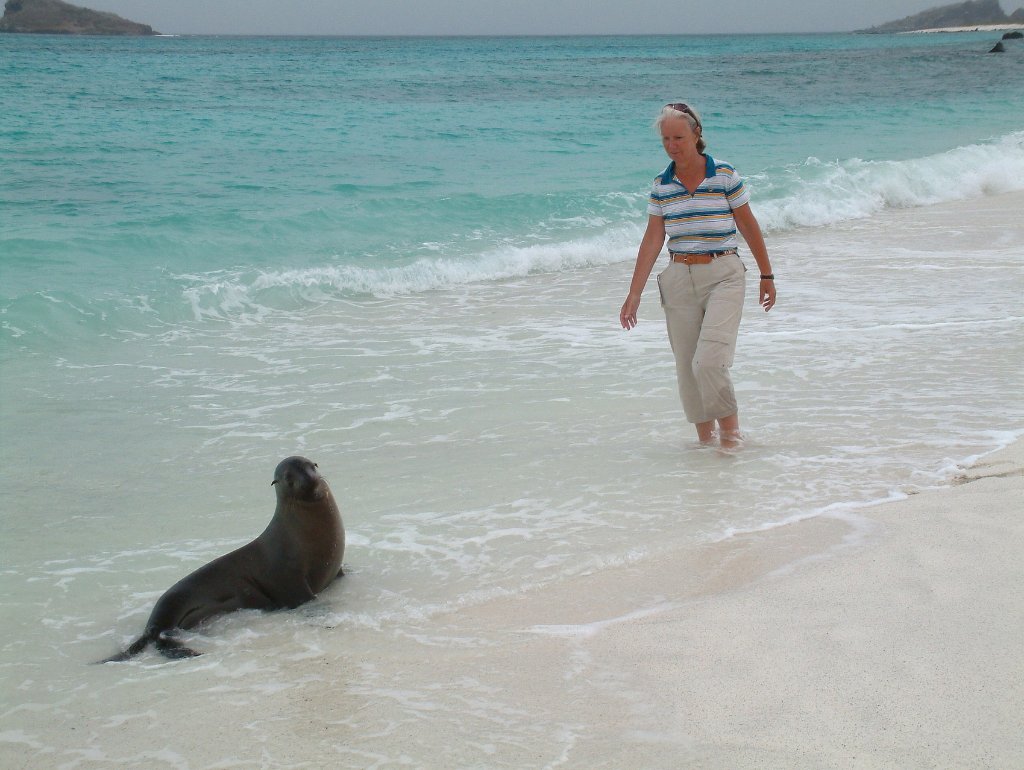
[{"left": 101, "top": 456, "right": 345, "bottom": 662}]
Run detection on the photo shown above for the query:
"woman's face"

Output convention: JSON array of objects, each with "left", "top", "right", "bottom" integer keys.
[{"left": 660, "top": 116, "right": 699, "bottom": 160}]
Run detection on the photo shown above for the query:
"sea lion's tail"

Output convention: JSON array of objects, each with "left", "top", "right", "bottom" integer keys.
[{"left": 96, "top": 630, "right": 202, "bottom": 663}]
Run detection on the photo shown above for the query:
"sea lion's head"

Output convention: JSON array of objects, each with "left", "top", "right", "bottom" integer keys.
[{"left": 272, "top": 456, "right": 327, "bottom": 501}]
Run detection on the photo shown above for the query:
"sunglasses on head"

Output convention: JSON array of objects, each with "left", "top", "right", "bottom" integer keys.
[{"left": 666, "top": 103, "right": 700, "bottom": 125}]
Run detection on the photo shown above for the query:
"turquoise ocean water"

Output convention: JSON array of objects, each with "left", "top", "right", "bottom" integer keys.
[{"left": 1, "top": 32, "right": 1023, "bottom": 765}]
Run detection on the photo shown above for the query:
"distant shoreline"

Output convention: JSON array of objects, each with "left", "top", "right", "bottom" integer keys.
[
  {"left": 3, "top": 28, "right": 1024, "bottom": 39},
  {"left": 898, "top": 22, "right": 1024, "bottom": 33}
]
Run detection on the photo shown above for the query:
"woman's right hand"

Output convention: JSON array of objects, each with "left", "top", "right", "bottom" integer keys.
[
  {"left": 620, "top": 215, "right": 665, "bottom": 331},
  {"left": 620, "top": 293, "right": 640, "bottom": 330}
]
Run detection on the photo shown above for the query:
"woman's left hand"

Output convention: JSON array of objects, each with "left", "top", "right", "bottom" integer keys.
[
  {"left": 732, "top": 204, "right": 775, "bottom": 312},
  {"left": 759, "top": 279, "right": 776, "bottom": 312}
]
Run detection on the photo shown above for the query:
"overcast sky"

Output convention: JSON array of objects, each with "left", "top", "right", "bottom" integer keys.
[{"left": 84, "top": 0, "right": 1009, "bottom": 36}]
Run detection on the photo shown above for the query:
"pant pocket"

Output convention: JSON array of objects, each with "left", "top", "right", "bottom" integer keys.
[{"left": 695, "top": 336, "right": 736, "bottom": 368}]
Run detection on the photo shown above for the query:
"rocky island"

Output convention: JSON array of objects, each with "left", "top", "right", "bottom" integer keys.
[
  {"left": 0, "top": 0, "right": 157, "bottom": 35},
  {"left": 860, "top": 0, "right": 1024, "bottom": 33}
]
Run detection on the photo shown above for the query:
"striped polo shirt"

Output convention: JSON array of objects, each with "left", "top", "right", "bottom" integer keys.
[{"left": 647, "top": 154, "right": 750, "bottom": 255}]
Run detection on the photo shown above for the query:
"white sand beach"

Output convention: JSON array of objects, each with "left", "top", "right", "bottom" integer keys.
[
  {"left": 303, "top": 440, "right": 1022, "bottom": 768},
  {"left": 503, "top": 442, "right": 1024, "bottom": 768},
  {"left": 34, "top": 440, "right": 1015, "bottom": 769}
]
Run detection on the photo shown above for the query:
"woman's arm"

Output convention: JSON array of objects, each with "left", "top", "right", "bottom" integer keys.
[
  {"left": 620, "top": 215, "right": 667, "bottom": 330},
  {"left": 732, "top": 203, "right": 776, "bottom": 312}
]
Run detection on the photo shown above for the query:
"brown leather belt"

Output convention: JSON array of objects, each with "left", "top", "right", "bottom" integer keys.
[{"left": 670, "top": 249, "right": 737, "bottom": 265}]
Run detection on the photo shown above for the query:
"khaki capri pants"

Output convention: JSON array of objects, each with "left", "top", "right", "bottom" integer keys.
[{"left": 656, "top": 254, "right": 746, "bottom": 424}]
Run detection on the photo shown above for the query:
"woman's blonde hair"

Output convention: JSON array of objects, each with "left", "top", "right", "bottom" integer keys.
[{"left": 656, "top": 103, "right": 706, "bottom": 153}]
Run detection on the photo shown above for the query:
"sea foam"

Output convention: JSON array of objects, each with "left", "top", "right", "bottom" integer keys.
[
  {"left": 176, "top": 132, "right": 1024, "bottom": 310},
  {"left": 755, "top": 130, "right": 1024, "bottom": 231}
]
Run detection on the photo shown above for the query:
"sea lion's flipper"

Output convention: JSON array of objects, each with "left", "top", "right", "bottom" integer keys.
[
  {"left": 95, "top": 630, "right": 201, "bottom": 663},
  {"left": 154, "top": 632, "right": 202, "bottom": 660},
  {"left": 95, "top": 634, "right": 151, "bottom": 664}
]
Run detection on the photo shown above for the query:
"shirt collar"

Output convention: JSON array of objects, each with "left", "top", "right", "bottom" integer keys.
[{"left": 659, "top": 154, "right": 716, "bottom": 185}]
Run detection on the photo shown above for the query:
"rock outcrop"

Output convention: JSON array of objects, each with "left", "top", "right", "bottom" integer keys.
[
  {"left": 860, "top": 0, "right": 1023, "bottom": 32},
  {"left": 0, "top": 0, "right": 156, "bottom": 35}
]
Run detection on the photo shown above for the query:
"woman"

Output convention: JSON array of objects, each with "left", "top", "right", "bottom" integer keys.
[{"left": 619, "top": 103, "right": 776, "bottom": 448}]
